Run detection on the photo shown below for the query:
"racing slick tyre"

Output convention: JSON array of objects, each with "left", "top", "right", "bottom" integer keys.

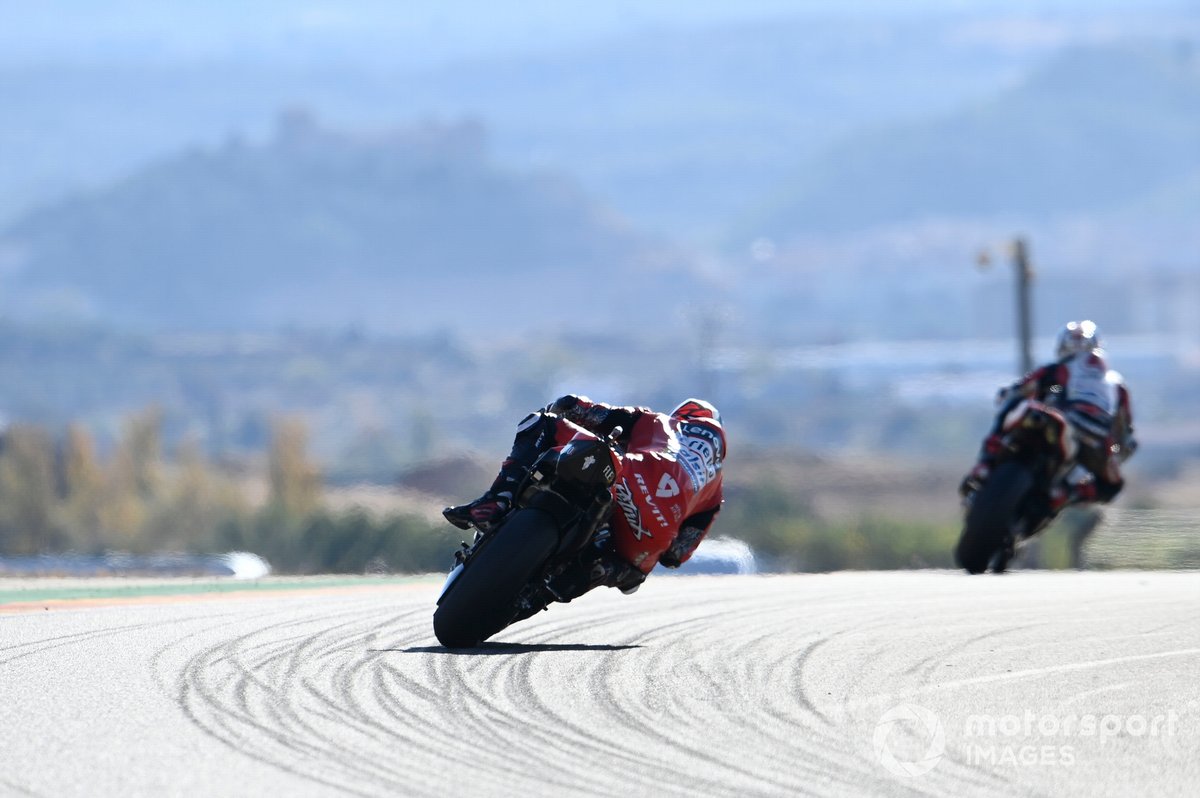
[
  {"left": 956, "top": 461, "right": 1034, "bottom": 575},
  {"left": 433, "top": 509, "right": 559, "bottom": 648}
]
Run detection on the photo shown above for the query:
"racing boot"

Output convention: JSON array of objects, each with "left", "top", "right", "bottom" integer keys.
[
  {"left": 443, "top": 412, "right": 558, "bottom": 530},
  {"left": 958, "top": 434, "right": 1004, "bottom": 497},
  {"left": 441, "top": 490, "right": 512, "bottom": 530},
  {"left": 1048, "top": 478, "right": 1098, "bottom": 515},
  {"left": 546, "top": 549, "right": 646, "bottom": 601},
  {"left": 958, "top": 461, "right": 991, "bottom": 498},
  {"left": 590, "top": 554, "right": 647, "bottom": 596}
]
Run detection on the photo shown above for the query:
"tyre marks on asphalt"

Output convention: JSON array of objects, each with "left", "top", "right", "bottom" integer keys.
[
  {"left": 0, "top": 775, "right": 37, "bottom": 797},
  {"left": 155, "top": 582, "right": 879, "bottom": 797},
  {"left": 639, "top": 585, "right": 930, "bottom": 797},
  {"left": 158, "top": 578, "right": 947, "bottom": 796},
  {"left": 584, "top": 592, "right": 833, "bottom": 796},
  {"left": 490, "top": 580, "right": 918, "bottom": 797},
  {"left": 0, "top": 621, "right": 164, "bottom": 667},
  {"left": 7, "top": 573, "right": 1195, "bottom": 796},
  {"left": 153, "top": 574, "right": 1200, "bottom": 797},
  {"left": 169, "top": 601, "right": 415, "bottom": 796}
]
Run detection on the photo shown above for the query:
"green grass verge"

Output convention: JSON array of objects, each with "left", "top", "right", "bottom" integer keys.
[{"left": 0, "top": 575, "right": 438, "bottom": 607}]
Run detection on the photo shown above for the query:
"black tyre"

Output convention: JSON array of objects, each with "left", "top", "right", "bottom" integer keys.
[
  {"left": 955, "top": 461, "right": 1034, "bottom": 574},
  {"left": 433, "top": 509, "right": 559, "bottom": 648}
]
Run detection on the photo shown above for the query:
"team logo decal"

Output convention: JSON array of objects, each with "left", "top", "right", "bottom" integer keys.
[
  {"left": 677, "top": 423, "right": 720, "bottom": 490},
  {"left": 635, "top": 473, "right": 671, "bottom": 530},
  {"left": 678, "top": 444, "right": 715, "bottom": 491},
  {"left": 615, "top": 479, "right": 651, "bottom": 540},
  {"left": 681, "top": 423, "right": 722, "bottom": 456},
  {"left": 656, "top": 474, "right": 680, "bottom": 498}
]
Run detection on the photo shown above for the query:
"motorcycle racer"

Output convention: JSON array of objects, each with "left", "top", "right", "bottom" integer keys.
[
  {"left": 960, "top": 320, "right": 1137, "bottom": 512},
  {"left": 444, "top": 395, "right": 726, "bottom": 596}
]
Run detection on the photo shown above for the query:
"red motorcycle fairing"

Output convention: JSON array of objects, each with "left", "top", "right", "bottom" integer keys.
[
  {"left": 543, "top": 413, "right": 722, "bottom": 575},
  {"left": 610, "top": 414, "right": 723, "bottom": 574},
  {"left": 999, "top": 399, "right": 1078, "bottom": 465}
]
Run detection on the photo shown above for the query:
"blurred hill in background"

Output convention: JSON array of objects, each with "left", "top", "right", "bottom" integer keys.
[
  {"left": 741, "top": 44, "right": 1200, "bottom": 239},
  {"left": 3, "top": 38, "right": 1198, "bottom": 338},
  {"left": 0, "top": 112, "right": 690, "bottom": 332},
  {"left": 1, "top": 3, "right": 1196, "bottom": 332},
  {"left": 2, "top": 3, "right": 1196, "bottom": 241},
  {"left": 0, "top": 3, "right": 1063, "bottom": 234}
]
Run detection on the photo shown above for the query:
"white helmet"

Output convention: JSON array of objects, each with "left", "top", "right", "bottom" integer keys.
[
  {"left": 670, "top": 398, "right": 726, "bottom": 462},
  {"left": 1055, "top": 320, "right": 1102, "bottom": 360}
]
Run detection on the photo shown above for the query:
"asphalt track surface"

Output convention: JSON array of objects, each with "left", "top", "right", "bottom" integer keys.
[{"left": 2, "top": 571, "right": 1198, "bottom": 797}]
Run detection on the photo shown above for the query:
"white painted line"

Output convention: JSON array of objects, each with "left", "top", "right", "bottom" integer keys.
[{"left": 852, "top": 647, "right": 1200, "bottom": 710}]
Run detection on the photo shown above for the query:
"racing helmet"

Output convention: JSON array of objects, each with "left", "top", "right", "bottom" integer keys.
[
  {"left": 671, "top": 398, "right": 721, "bottom": 424},
  {"left": 671, "top": 398, "right": 726, "bottom": 462},
  {"left": 1055, "top": 320, "right": 1102, "bottom": 360}
]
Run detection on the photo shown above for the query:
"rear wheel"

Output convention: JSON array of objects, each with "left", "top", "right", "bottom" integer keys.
[
  {"left": 956, "top": 461, "right": 1034, "bottom": 574},
  {"left": 433, "top": 509, "right": 559, "bottom": 648}
]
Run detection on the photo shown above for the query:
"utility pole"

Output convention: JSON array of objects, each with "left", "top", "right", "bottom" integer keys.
[
  {"left": 1013, "top": 237, "right": 1034, "bottom": 376},
  {"left": 978, "top": 237, "right": 1035, "bottom": 377},
  {"left": 1013, "top": 237, "right": 1042, "bottom": 568}
]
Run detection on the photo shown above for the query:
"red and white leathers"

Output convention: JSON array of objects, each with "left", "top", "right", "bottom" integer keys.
[
  {"left": 984, "top": 350, "right": 1136, "bottom": 502},
  {"left": 493, "top": 395, "right": 725, "bottom": 575},
  {"left": 602, "top": 408, "right": 724, "bottom": 573}
]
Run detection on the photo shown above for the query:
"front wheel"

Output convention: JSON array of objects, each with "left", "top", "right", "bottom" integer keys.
[
  {"left": 433, "top": 509, "right": 559, "bottom": 647},
  {"left": 956, "top": 461, "right": 1035, "bottom": 574}
]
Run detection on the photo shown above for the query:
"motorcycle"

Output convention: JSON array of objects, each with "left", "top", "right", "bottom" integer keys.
[
  {"left": 955, "top": 398, "right": 1097, "bottom": 574},
  {"left": 433, "top": 424, "right": 624, "bottom": 648}
]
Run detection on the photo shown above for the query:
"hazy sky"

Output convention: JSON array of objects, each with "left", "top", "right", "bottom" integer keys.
[{"left": 2, "top": 0, "right": 1192, "bottom": 67}]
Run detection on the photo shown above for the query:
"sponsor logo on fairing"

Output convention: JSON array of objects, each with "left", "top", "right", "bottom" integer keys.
[
  {"left": 681, "top": 423, "right": 722, "bottom": 453},
  {"left": 582, "top": 455, "right": 596, "bottom": 470},
  {"left": 634, "top": 472, "right": 671, "bottom": 530},
  {"left": 678, "top": 443, "right": 716, "bottom": 492},
  {"left": 656, "top": 474, "right": 680, "bottom": 498},
  {"left": 676, "top": 423, "right": 720, "bottom": 491},
  {"left": 615, "top": 479, "right": 651, "bottom": 540}
]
